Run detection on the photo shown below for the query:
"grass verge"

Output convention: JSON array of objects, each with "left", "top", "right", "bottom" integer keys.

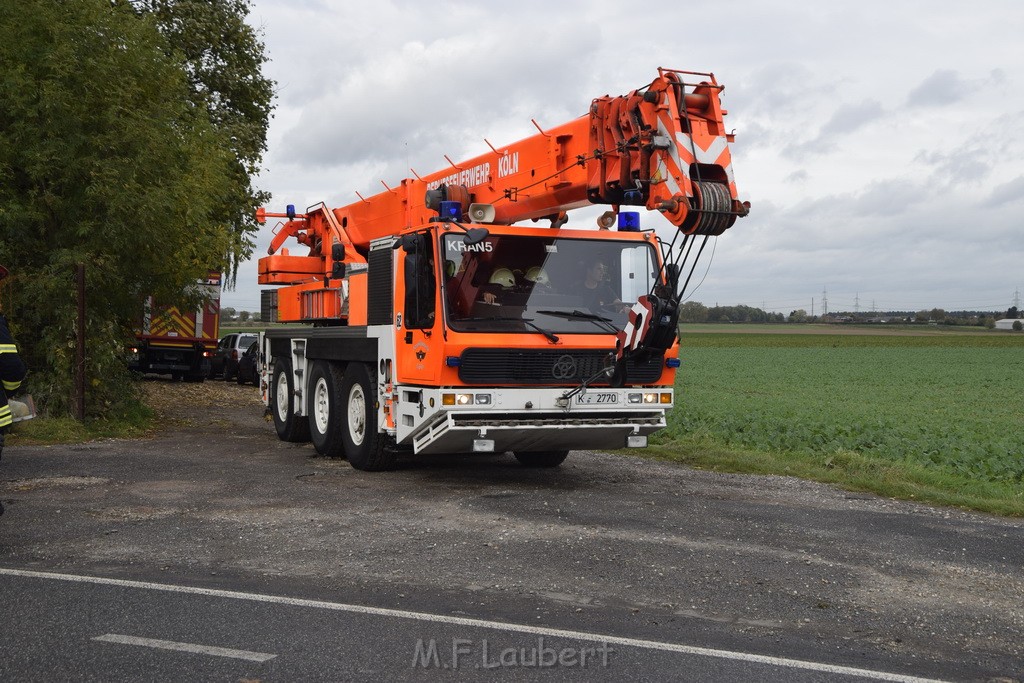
[
  {"left": 6, "top": 401, "right": 154, "bottom": 446},
  {"left": 641, "top": 433, "right": 1024, "bottom": 518}
]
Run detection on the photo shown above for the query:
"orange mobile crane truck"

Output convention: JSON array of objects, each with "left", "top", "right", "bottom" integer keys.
[{"left": 257, "top": 67, "right": 749, "bottom": 471}]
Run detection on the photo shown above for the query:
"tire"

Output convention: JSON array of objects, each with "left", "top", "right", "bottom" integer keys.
[
  {"left": 341, "top": 362, "right": 396, "bottom": 471},
  {"left": 513, "top": 450, "right": 569, "bottom": 468},
  {"left": 223, "top": 364, "right": 235, "bottom": 382},
  {"left": 308, "top": 360, "right": 347, "bottom": 457},
  {"left": 270, "top": 356, "right": 310, "bottom": 443}
]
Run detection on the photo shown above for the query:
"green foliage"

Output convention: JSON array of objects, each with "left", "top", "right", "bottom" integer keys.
[
  {"left": 0, "top": 0, "right": 270, "bottom": 417},
  {"left": 658, "top": 333, "right": 1024, "bottom": 507},
  {"left": 133, "top": 0, "right": 275, "bottom": 286},
  {"left": 678, "top": 301, "right": 708, "bottom": 323}
]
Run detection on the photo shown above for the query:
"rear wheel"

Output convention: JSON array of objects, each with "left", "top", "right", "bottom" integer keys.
[
  {"left": 270, "top": 356, "right": 310, "bottom": 442},
  {"left": 308, "top": 360, "right": 347, "bottom": 457},
  {"left": 342, "top": 362, "right": 395, "bottom": 471},
  {"left": 513, "top": 450, "right": 569, "bottom": 468}
]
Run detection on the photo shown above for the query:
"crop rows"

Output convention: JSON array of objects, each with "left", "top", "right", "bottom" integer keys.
[{"left": 660, "top": 333, "right": 1024, "bottom": 485}]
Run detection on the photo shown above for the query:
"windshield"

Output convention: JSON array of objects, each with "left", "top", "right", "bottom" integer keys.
[{"left": 442, "top": 234, "right": 660, "bottom": 334}]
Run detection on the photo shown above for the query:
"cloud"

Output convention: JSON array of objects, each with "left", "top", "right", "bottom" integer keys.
[
  {"left": 989, "top": 175, "right": 1024, "bottom": 205},
  {"left": 906, "top": 68, "right": 1008, "bottom": 108},
  {"left": 907, "top": 69, "right": 969, "bottom": 107},
  {"left": 782, "top": 100, "right": 884, "bottom": 160}
]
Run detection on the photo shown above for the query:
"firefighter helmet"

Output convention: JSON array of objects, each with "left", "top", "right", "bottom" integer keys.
[
  {"left": 488, "top": 267, "right": 515, "bottom": 289},
  {"left": 525, "top": 266, "right": 548, "bottom": 285}
]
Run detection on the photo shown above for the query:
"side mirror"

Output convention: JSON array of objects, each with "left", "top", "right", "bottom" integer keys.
[
  {"left": 464, "top": 227, "right": 489, "bottom": 246},
  {"left": 332, "top": 242, "right": 345, "bottom": 261},
  {"left": 393, "top": 234, "right": 422, "bottom": 252}
]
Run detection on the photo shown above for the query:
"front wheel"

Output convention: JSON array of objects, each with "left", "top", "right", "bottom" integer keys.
[
  {"left": 341, "top": 362, "right": 395, "bottom": 471},
  {"left": 270, "top": 356, "right": 310, "bottom": 443},
  {"left": 513, "top": 450, "right": 569, "bottom": 468}
]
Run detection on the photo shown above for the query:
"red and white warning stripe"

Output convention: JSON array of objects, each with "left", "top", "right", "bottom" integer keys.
[{"left": 616, "top": 296, "right": 656, "bottom": 360}]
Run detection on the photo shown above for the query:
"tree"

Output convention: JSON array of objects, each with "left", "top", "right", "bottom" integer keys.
[
  {"left": 132, "top": 0, "right": 275, "bottom": 286},
  {"left": 679, "top": 301, "right": 708, "bottom": 323},
  {"left": 238, "top": 310, "right": 250, "bottom": 323},
  {"left": 1007, "top": 306, "right": 1019, "bottom": 320},
  {"left": 789, "top": 309, "right": 808, "bottom": 323},
  {"left": 1014, "top": 321, "right": 1023, "bottom": 332},
  {"left": 0, "top": 0, "right": 267, "bottom": 416}
]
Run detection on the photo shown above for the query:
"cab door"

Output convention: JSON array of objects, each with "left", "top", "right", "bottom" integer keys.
[{"left": 396, "top": 233, "right": 441, "bottom": 384}]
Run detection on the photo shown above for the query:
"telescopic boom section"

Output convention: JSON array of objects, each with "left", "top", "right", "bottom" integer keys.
[{"left": 258, "top": 67, "right": 748, "bottom": 274}]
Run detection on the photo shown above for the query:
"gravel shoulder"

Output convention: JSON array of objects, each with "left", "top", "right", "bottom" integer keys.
[{"left": 1, "top": 379, "right": 1022, "bottom": 679}]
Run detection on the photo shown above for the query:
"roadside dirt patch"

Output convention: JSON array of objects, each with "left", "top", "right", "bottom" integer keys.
[{"left": 141, "top": 376, "right": 264, "bottom": 427}]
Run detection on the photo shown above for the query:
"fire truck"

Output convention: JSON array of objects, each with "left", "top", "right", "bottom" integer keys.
[
  {"left": 129, "top": 272, "right": 221, "bottom": 381},
  {"left": 257, "top": 67, "right": 749, "bottom": 470}
]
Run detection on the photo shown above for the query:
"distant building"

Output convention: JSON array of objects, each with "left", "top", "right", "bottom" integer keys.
[{"left": 994, "top": 318, "right": 1022, "bottom": 330}]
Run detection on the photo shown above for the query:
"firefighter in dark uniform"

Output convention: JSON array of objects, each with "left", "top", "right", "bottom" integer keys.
[{"left": 0, "top": 265, "right": 28, "bottom": 515}]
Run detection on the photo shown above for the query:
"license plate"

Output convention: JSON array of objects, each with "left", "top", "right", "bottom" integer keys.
[{"left": 576, "top": 392, "right": 617, "bottom": 405}]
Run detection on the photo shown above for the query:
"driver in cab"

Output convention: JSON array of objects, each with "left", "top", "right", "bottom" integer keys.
[{"left": 580, "top": 258, "right": 627, "bottom": 313}]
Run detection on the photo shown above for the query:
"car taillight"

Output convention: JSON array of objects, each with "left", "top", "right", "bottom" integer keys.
[{"left": 231, "top": 350, "right": 239, "bottom": 360}]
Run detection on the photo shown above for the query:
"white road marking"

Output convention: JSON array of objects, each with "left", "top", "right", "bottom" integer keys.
[
  {"left": 92, "top": 633, "right": 276, "bottom": 663},
  {"left": 3, "top": 567, "right": 944, "bottom": 682}
]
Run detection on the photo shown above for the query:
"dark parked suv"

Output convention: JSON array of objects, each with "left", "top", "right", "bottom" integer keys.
[
  {"left": 210, "top": 333, "right": 258, "bottom": 380},
  {"left": 236, "top": 340, "right": 260, "bottom": 386}
]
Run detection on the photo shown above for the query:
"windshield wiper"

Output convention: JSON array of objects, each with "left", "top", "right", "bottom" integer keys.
[
  {"left": 453, "top": 316, "right": 559, "bottom": 343},
  {"left": 536, "top": 309, "right": 618, "bottom": 333},
  {"left": 523, "top": 320, "right": 559, "bottom": 344}
]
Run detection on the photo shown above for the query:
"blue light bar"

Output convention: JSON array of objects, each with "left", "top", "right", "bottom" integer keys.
[
  {"left": 666, "top": 358, "right": 681, "bottom": 368},
  {"left": 618, "top": 211, "right": 641, "bottom": 231},
  {"left": 438, "top": 200, "right": 462, "bottom": 221},
  {"left": 445, "top": 356, "right": 461, "bottom": 367},
  {"left": 286, "top": 204, "right": 296, "bottom": 219}
]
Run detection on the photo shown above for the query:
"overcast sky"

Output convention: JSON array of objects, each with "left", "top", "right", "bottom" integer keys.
[{"left": 222, "top": 0, "right": 1024, "bottom": 315}]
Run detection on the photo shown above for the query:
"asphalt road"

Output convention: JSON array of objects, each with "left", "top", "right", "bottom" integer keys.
[{"left": 0, "top": 379, "right": 1021, "bottom": 681}]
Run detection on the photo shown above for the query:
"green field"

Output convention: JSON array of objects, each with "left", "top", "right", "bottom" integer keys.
[{"left": 649, "top": 328, "right": 1024, "bottom": 516}]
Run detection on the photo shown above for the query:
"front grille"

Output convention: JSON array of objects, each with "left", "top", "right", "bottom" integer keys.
[{"left": 457, "top": 348, "right": 663, "bottom": 385}]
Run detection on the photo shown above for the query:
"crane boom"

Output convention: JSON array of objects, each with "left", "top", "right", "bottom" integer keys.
[{"left": 260, "top": 67, "right": 747, "bottom": 277}]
